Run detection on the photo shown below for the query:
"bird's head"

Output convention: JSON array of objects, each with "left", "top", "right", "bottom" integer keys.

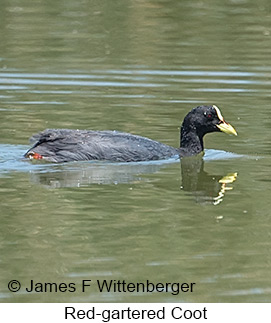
[{"left": 182, "top": 105, "right": 237, "bottom": 137}]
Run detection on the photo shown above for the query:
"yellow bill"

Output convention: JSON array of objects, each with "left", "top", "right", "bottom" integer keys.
[
  {"left": 213, "top": 105, "right": 237, "bottom": 136},
  {"left": 216, "top": 122, "right": 237, "bottom": 136}
]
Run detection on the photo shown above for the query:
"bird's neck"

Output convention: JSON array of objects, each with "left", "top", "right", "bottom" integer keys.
[{"left": 180, "top": 127, "right": 204, "bottom": 155}]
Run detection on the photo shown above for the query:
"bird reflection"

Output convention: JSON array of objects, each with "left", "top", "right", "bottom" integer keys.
[
  {"left": 180, "top": 155, "right": 237, "bottom": 205},
  {"left": 28, "top": 155, "right": 237, "bottom": 205},
  {"left": 28, "top": 161, "right": 171, "bottom": 188}
]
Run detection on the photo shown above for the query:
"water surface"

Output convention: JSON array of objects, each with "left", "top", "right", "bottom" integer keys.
[{"left": 0, "top": 0, "right": 271, "bottom": 303}]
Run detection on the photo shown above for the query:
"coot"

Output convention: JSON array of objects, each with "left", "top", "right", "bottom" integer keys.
[{"left": 24, "top": 105, "right": 237, "bottom": 163}]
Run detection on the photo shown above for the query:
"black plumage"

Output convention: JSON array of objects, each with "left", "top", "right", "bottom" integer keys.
[{"left": 24, "top": 105, "right": 237, "bottom": 163}]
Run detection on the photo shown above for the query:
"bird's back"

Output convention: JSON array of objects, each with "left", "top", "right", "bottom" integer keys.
[{"left": 25, "top": 129, "right": 179, "bottom": 162}]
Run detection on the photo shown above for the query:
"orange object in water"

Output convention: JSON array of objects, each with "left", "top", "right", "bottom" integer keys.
[{"left": 27, "top": 152, "right": 43, "bottom": 160}]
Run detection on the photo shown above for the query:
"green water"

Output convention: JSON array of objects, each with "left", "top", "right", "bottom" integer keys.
[{"left": 0, "top": 0, "right": 271, "bottom": 302}]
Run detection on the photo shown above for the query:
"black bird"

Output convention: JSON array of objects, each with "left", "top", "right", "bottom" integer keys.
[{"left": 24, "top": 105, "right": 237, "bottom": 163}]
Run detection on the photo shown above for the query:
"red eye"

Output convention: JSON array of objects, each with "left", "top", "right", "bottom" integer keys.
[{"left": 204, "top": 112, "right": 213, "bottom": 119}]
